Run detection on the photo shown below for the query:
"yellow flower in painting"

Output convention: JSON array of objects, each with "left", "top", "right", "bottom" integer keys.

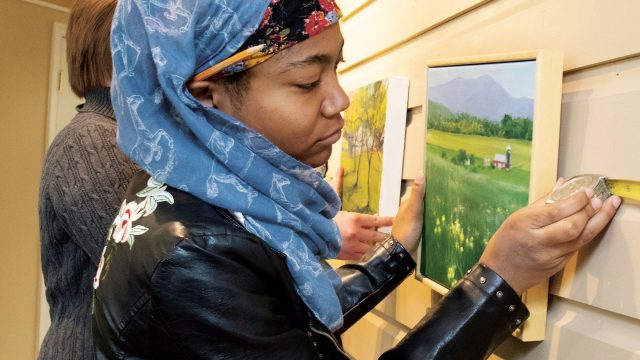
[{"left": 447, "top": 266, "right": 456, "bottom": 282}]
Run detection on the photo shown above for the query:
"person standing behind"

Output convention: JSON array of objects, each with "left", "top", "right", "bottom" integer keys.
[{"left": 38, "top": 1, "right": 138, "bottom": 358}]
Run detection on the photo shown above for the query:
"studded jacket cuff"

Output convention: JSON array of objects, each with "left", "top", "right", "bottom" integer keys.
[
  {"left": 356, "top": 235, "right": 416, "bottom": 286},
  {"left": 380, "top": 262, "right": 529, "bottom": 360},
  {"left": 335, "top": 235, "right": 416, "bottom": 334},
  {"left": 466, "top": 263, "right": 529, "bottom": 331}
]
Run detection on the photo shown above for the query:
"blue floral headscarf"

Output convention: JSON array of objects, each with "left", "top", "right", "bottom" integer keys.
[{"left": 110, "top": 0, "right": 345, "bottom": 329}]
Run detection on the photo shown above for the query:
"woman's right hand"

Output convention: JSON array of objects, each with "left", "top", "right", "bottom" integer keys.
[{"left": 479, "top": 184, "right": 621, "bottom": 295}]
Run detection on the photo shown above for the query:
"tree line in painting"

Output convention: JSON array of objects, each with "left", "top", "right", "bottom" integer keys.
[
  {"left": 427, "top": 100, "right": 533, "bottom": 140},
  {"left": 340, "top": 80, "right": 388, "bottom": 214}
]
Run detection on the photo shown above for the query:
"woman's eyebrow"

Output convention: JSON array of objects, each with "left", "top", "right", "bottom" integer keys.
[
  {"left": 281, "top": 53, "right": 332, "bottom": 73},
  {"left": 280, "top": 42, "right": 345, "bottom": 74}
]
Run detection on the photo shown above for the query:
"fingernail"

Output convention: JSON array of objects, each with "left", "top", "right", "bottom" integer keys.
[
  {"left": 415, "top": 172, "right": 425, "bottom": 184},
  {"left": 611, "top": 196, "right": 622, "bottom": 209},
  {"left": 590, "top": 197, "right": 602, "bottom": 210}
]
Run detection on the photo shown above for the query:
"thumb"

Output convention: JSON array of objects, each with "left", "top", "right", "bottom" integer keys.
[{"left": 403, "top": 173, "right": 425, "bottom": 215}]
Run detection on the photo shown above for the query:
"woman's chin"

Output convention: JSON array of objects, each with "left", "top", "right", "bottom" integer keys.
[{"left": 299, "top": 148, "right": 333, "bottom": 169}]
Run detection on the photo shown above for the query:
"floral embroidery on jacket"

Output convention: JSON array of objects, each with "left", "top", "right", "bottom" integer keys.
[
  {"left": 93, "top": 177, "right": 174, "bottom": 289},
  {"left": 111, "top": 200, "right": 147, "bottom": 247}
]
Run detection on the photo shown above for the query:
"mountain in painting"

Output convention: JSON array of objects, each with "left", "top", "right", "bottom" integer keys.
[{"left": 428, "top": 74, "right": 534, "bottom": 121}]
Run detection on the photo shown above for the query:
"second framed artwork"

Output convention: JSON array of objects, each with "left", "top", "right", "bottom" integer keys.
[
  {"left": 339, "top": 77, "right": 409, "bottom": 222},
  {"left": 416, "top": 51, "right": 564, "bottom": 341}
]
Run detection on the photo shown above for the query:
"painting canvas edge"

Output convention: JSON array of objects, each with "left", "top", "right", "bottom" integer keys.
[{"left": 378, "top": 77, "right": 410, "bottom": 223}]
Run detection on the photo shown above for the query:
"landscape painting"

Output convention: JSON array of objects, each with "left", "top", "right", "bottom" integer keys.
[
  {"left": 421, "top": 60, "right": 536, "bottom": 289},
  {"left": 416, "top": 52, "right": 563, "bottom": 342},
  {"left": 340, "top": 78, "right": 408, "bottom": 217}
]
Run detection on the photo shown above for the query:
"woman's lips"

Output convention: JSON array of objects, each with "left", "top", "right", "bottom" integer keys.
[{"left": 318, "top": 128, "right": 343, "bottom": 145}]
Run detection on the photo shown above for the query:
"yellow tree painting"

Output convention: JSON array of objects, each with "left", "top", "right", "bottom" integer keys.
[{"left": 340, "top": 80, "right": 388, "bottom": 214}]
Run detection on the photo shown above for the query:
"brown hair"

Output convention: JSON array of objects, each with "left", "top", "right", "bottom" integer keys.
[{"left": 66, "top": 0, "right": 117, "bottom": 98}]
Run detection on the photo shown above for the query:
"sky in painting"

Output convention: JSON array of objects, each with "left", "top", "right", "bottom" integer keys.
[{"left": 428, "top": 60, "right": 536, "bottom": 99}]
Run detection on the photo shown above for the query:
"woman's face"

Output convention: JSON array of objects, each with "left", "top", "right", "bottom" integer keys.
[{"left": 213, "top": 24, "right": 349, "bottom": 168}]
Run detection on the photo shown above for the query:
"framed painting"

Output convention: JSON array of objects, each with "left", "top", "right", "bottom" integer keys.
[
  {"left": 416, "top": 51, "right": 564, "bottom": 341},
  {"left": 339, "top": 77, "right": 409, "bottom": 223}
]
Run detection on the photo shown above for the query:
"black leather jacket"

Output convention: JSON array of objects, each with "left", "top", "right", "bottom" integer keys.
[{"left": 93, "top": 172, "right": 528, "bottom": 359}]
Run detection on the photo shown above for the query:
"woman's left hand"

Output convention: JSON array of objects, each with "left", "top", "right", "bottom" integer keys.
[
  {"left": 330, "top": 167, "right": 394, "bottom": 260},
  {"left": 334, "top": 211, "right": 393, "bottom": 260}
]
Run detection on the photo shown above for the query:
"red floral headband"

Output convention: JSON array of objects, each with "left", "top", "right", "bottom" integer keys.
[{"left": 194, "top": 0, "right": 341, "bottom": 81}]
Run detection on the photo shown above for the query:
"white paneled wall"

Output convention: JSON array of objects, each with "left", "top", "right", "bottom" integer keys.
[{"left": 332, "top": 0, "right": 640, "bottom": 358}]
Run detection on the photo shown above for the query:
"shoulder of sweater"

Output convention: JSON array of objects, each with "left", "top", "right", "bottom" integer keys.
[
  {"left": 41, "top": 114, "right": 136, "bottom": 189},
  {"left": 48, "top": 112, "right": 119, "bottom": 148}
]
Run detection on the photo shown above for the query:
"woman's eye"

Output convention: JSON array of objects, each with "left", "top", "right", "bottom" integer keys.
[{"left": 296, "top": 79, "right": 321, "bottom": 91}]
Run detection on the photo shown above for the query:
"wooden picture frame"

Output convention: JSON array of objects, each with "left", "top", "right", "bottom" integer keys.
[{"left": 416, "top": 51, "right": 564, "bottom": 341}]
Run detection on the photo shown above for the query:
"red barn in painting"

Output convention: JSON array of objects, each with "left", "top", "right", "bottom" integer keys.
[
  {"left": 492, "top": 145, "right": 512, "bottom": 169},
  {"left": 492, "top": 154, "right": 507, "bottom": 169}
]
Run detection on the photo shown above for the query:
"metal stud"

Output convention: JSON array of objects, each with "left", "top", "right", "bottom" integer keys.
[
  {"left": 515, "top": 319, "right": 522, "bottom": 325},
  {"left": 496, "top": 291, "right": 503, "bottom": 299},
  {"left": 399, "top": 253, "right": 405, "bottom": 258},
  {"left": 509, "top": 305, "right": 516, "bottom": 312},
  {"left": 480, "top": 276, "right": 486, "bottom": 284}
]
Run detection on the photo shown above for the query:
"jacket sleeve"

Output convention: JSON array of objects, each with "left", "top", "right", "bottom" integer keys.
[
  {"left": 379, "top": 263, "right": 529, "bottom": 360},
  {"left": 335, "top": 236, "right": 416, "bottom": 333}
]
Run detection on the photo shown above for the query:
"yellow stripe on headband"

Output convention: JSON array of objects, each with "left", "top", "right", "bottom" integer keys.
[{"left": 193, "top": 44, "right": 266, "bottom": 81}]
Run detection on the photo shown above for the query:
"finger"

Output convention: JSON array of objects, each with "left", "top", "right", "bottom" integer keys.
[
  {"left": 349, "top": 227, "right": 386, "bottom": 244},
  {"left": 539, "top": 200, "right": 597, "bottom": 245},
  {"left": 546, "top": 195, "right": 620, "bottom": 258},
  {"left": 542, "top": 187, "right": 595, "bottom": 224},
  {"left": 331, "top": 167, "right": 344, "bottom": 195},
  {"left": 355, "top": 214, "right": 394, "bottom": 229},
  {"left": 366, "top": 230, "right": 388, "bottom": 245},
  {"left": 575, "top": 195, "right": 621, "bottom": 247},
  {"left": 400, "top": 173, "right": 425, "bottom": 215}
]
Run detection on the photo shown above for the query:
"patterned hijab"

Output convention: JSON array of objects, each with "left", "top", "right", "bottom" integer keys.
[{"left": 111, "top": 0, "right": 345, "bottom": 329}]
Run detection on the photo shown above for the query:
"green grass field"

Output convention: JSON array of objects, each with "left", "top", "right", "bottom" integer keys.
[
  {"left": 341, "top": 149, "right": 382, "bottom": 214},
  {"left": 421, "top": 130, "right": 531, "bottom": 288}
]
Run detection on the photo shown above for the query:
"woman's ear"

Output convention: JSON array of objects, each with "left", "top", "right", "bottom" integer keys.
[{"left": 186, "top": 80, "right": 215, "bottom": 107}]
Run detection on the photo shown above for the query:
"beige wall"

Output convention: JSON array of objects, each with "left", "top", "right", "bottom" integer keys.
[
  {"left": 333, "top": 0, "right": 640, "bottom": 359},
  {"left": 0, "top": 1, "right": 69, "bottom": 358}
]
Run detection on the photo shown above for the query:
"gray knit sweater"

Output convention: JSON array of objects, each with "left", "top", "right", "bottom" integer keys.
[{"left": 38, "top": 88, "right": 138, "bottom": 360}]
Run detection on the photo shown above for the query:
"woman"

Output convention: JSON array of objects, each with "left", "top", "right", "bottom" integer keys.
[
  {"left": 93, "top": 1, "right": 620, "bottom": 359},
  {"left": 38, "top": 1, "right": 138, "bottom": 359}
]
